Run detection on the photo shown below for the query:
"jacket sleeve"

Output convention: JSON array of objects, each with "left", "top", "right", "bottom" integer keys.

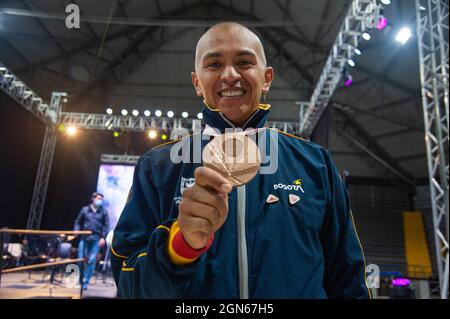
[
  {"left": 110, "top": 155, "right": 204, "bottom": 298},
  {"left": 73, "top": 208, "right": 84, "bottom": 231},
  {"left": 320, "top": 151, "right": 371, "bottom": 299}
]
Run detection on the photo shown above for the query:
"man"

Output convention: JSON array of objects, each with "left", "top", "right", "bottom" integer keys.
[
  {"left": 74, "top": 192, "right": 109, "bottom": 290},
  {"left": 111, "top": 22, "right": 370, "bottom": 298}
]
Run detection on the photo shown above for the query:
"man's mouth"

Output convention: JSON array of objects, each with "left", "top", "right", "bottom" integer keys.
[{"left": 218, "top": 89, "right": 246, "bottom": 97}]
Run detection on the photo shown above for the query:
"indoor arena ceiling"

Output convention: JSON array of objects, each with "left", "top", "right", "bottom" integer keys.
[{"left": 0, "top": 0, "right": 430, "bottom": 182}]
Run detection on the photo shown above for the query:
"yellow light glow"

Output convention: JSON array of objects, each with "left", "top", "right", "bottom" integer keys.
[
  {"left": 148, "top": 130, "right": 157, "bottom": 139},
  {"left": 67, "top": 126, "right": 77, "bottom": 136}
]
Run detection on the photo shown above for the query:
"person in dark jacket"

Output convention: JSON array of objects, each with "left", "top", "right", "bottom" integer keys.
[
  {"left": 74, "top": 192, "right": 109, "bottom": 290},
  {"left": 110, "top": 22, "right": 370, "bottom": 298}
]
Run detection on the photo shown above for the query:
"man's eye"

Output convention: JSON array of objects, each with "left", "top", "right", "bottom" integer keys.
[
  {"left": 207, "top": 62, "right": 221, "bottom": 68},
  {"left": 238, "top": 60, "right": 252, "bottom": 65}
]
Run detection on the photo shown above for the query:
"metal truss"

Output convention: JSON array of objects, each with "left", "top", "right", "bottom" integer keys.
[
  {"left": 416, "top": 0, "right": 449, "bottom": 299},
  {"left": 0, "top": 62, "right": 58, "bottom": 125},
  {"left": 299, "top": 0, "right": 388, "bottom": 137},
  {"left": 26, "top": 92, "right": 66, "bottom": 230},
  {"left": 58, "top": 112, "right": 300, "bottom": 135},
  {"left": 101, "top": 154, "right": 140, "bottom": 165}
]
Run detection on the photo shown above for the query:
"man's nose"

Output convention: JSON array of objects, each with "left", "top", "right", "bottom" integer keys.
[{"left": 220, "top": 65, "right": 241, "bottom": 84}]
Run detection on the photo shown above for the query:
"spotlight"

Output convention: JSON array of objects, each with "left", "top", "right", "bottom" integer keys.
[
  {"left": 347, "top": 59, "right": 356, "bottom": 67},
  {"left": 148, "top": 130, "right": 157, "bottom": 139},
  {"left": 197, "top": 112, "right": 203, "bottom": 119},
  {"left": 354, "top": 48, "right": 362, "bottom": 55},
  {"left": 362, "top": 32, "right": 371, "bottom": 40},
  {"left": 380, "top": 0, "right": 391, "bottom": 4},
  {"left": 121, "top": 109, "right": 128, "bottom": 116},
  {"left": 343, "top": 68, "right": 353, "bottom": 87},
  {"left": 395, "top": 27, "right": 412, "bottom": 45},
  {"left": 181, "top": 112, "right": 189, "bottom": 118},
  {"left": 345, "top": 75, "right": 353, "bottom": 87},
  {"left": 161, "top": 134, "right": 168, "bottom": 141},
  {"left": 113, "top": 131, "right": 120, "bottom": 138},
  {"left": 63, "top": 98, "right": 68, "bottom": 103},
  {"left": 132, "top": 109, "right": 139, "bottom": 116},
  {"left": 377, "top": 16, "right": 388, "bottom": 31},
  {"left": 144, "top": 110, "right": 151, "bottom": 117},
  {"left": 167, "top": 111, "right": 174, "bottom": 118},
  {"left": 58, "top": 124, "right": 66, "bottom": 132},
  {"left": 155, "top": 110, "right": 162, "bottom": 117},
  {"left": 106, "top": 108, "right": 113, "bottom": 115},
  {"left": 67, "top": 126, "right": 77, "bottom": 136}
]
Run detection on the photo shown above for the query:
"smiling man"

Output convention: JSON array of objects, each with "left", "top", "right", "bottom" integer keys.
[
  {"left": 192, "top": 22, "right": 273, "bottom": 126},
  {"left": 110, "top": 22, "right": 370, "bottom": 299}
]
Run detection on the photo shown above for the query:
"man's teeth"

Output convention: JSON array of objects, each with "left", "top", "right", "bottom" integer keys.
[{"left": 220, "top": 90, "right": 244, "bottom": 97}]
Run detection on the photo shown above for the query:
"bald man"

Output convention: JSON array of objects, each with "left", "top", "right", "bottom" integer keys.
[{"left": 111, "top": 22, "right": 370, "bottom": 299}]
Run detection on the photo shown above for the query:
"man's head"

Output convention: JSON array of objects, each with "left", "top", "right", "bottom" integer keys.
[
  {"left": 91, "top": 192, "right": 104, "bottom": 208},
  {"left": 192, "top": 22, "right": 274, "bottom": 126}
]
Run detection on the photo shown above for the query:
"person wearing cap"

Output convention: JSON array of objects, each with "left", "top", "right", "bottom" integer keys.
[{"left": 110, "top": 22, "right": 370, "bottom": 299}]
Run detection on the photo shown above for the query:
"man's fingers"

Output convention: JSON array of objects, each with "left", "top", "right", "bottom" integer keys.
[
  {"left": 195, "top": 167, "right": 232, "bottom": 194},
  {"left": 178, "top": 213, "right": 215, "bottom": 235},
  {"left": 179, "top": 199, "right": 224, "bottom": 232},
  {"left": 182, "top": 186, "right": 228, "bottom": 220}
]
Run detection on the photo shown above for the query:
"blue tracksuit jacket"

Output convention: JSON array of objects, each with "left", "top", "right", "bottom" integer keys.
[{"left": 110, "top": 102, "right": 370, "bottom": 299}]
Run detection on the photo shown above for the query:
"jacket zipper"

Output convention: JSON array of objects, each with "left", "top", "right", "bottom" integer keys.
[{"left": 237, "top": 184, "right": 249, "bottom": 299}]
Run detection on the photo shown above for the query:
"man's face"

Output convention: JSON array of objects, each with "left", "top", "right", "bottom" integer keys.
[{"left": 192, "top": 26, "right": 274, "bottom": 126}]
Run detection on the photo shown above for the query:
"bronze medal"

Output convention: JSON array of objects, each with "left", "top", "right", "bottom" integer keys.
[{"left": 202, "top": 132, "right": 261, "bottom": 187}]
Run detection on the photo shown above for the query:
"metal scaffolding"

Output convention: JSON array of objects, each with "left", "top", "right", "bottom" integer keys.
[
  {"left": 0, "top": 63, "right": 58, "bottom": 126},
  {"left": 58, "top": 112, "right": 300, "bottom": 134},
  {"left": 101, "top": 154, "right": 140, "bottom": 165},
  {"left": 299, "top": 0, "right": 388, "bottom": 138},
  {"left": 416, "top": 0, "right": 449, "bottom": 299},
  {"left": 26, "top": 92, "right": 66, "bottom": 230}
]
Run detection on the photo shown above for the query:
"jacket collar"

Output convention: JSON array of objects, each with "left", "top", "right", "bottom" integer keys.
[{"left": 201, "top": 100, "right": 271, "bottom": 133}]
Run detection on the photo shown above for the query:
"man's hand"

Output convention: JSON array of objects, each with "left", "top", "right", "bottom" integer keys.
[{"left": 178, "top": 167, "right": 232, "bottom": 249}]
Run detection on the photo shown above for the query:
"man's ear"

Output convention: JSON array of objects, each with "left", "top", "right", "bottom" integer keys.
[
  {"left": 262, "top": 67, "right": 274, "bottom": 93},
  {"left": 191, "top": 72, "right": 203, "bottom": 97}
]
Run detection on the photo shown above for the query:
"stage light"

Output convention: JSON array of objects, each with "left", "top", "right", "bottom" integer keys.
[
  {"left": 167, "top": 111, "right": 174, "bottom": 118},
  {"left": 343, "top": 68, "right": 353, "bottom": 87},
  {"left": 362, "top": 32, "right": 371, "bottom": 40},
  {"left": 113, "top": 131, "right": 119, "bottom": 138},
  {"left": 197, "top": 112, "right": 203, "bottom": 119},
  {"left": 392, "top": 278, "right": 411, "bottom": 287},
  {"left": 106, "top": 108, "right": 113, "bottom": 115},
  {"left": 161, "top": 134, "right": 168, "bottom": 140},
  {"left": 67, "top": 126, "right": 77, "bottom": 136},
  {"left": 354, "top": 48, "right": 362, "bottom": 55},
  {"left": 345, "top": 75, "right": 353, "bottom": 87},
  {"left": 396, "top": 27, "right": 412, "bottom": 45},
  {"left": 148, "top": 130, "right": 157, "bottom": 139},
  {"left": 63, "top": 98, "right": 68, "bottom": 103},
  {"left": 347, "top": 59, "right": 356, "bottom": 67},
  {"left": 181, "top": 112, "right": 189, "bottom": 118},
  {"left": 58, "top": 124, "right": 66, "bottom": 132},
  {"left": 381, "top": 0, "right": 391, "bottom": 5},
  {"left": 377, "top": 16, "right": 388, "bottom": 31},
  {"left": 121, "top": 109, "right": 128, "bottom": 116},
  {"left": 155, "top": 110, "right": 162, "bottom": 117},
  {"left": 132, "top": 109, "right": 139, "bottom": 116},
  {"left": 144, "top": 110, "right": 151, "bottom": 117}
]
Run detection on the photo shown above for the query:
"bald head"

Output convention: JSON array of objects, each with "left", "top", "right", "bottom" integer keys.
[{"left": 195, "top": 22, "right": 267, "bottom": 71}]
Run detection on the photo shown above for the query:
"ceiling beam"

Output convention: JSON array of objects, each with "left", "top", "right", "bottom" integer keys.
[{"left": 334, "top": 107, "right": 416, "bottom": 189}]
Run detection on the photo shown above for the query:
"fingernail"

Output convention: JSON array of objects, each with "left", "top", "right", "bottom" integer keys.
[{"left": 221, "top": 183, "right": 232, "bottom": 193}]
